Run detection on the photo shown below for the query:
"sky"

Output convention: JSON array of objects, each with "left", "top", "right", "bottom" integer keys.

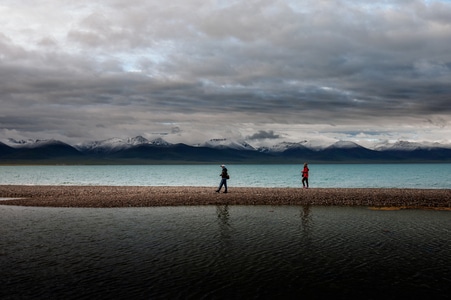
[{"left": 1, "top": 0, "right": 451, "bottom": 148}]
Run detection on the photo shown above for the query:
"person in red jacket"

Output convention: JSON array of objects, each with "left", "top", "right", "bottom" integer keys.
[{"left": 301, "top": 163, "right": 309, "bottom": 188}]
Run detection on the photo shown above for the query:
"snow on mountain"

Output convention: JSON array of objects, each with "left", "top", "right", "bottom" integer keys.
[
  {"left": 4, "top": 138, "right": 67, "bottom": 148},
  {"left": 147, "top": 137, "right": 171, "bottom": 146},
  {"left": 75, "top": 137, "right": 128, "bottom": 152},
  {"left": 75, "top": 136, "right": 171, "bottom": 153},
  {"left": 296, "top": 140, "right": 329, "bottom": 150},
  {"left": 3, "top": 136, "right": 451, "bottom": 154},
  {"left": 202, "top": 138, "right": 256, "bottom": 151},
  {"left": 374, "top": 140, "right": 451, "bottom": 151},
  {"left": 4, "top": 138, "right": 33, "bottom": 147},
  {"left": 126, "top": 136, "right": 150, "bottom": 145}
]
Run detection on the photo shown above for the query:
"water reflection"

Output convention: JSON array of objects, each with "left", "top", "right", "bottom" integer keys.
[
  {"left": 216, "top": 205, "right": 230, "bottom": 228},
  {"left": 1, "top": 206, "right": 450, "bottom": 299},
  {"left": 216, "top": 205, "right": 233, "bottom": 247},
  {"left": 299, "top": 205, "right": 313, "bottom": 241}
]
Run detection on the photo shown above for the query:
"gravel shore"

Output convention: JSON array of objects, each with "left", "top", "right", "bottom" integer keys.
[{"left": 1, "top": 185, "right": 450, "bottom": 209}]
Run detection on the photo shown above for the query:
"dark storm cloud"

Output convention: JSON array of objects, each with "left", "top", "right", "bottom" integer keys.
[{"left": 1, "top": 0, "right": 450, "bottom": 145}]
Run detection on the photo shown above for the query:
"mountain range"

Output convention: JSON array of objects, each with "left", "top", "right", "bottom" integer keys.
[{"left": 1, "top": 136, "right": 450, "bottom": 164}]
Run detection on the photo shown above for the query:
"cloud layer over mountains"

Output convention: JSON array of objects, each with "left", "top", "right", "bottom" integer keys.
[{"left": 1, "top": 0, "right": 451, "bottom": 147}]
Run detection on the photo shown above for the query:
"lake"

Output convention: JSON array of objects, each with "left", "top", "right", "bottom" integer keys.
[{"left": 1, "top": 163, "right": 450, "bottom": 188}]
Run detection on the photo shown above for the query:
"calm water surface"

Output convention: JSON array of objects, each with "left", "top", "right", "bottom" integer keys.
[
  {"left": 1, "top": 205, "right": 450, "bottom": 299},
  {"left": 1, "top": 163, "right": 450, "bottom": 188}
]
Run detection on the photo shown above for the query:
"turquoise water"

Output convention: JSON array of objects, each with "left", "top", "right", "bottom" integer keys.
[
  {"left": 1, "top": 205, "right": 450, "bottom": 299},
  {"left": 0, "top": 163, "right": 450, "bottom": 188}
]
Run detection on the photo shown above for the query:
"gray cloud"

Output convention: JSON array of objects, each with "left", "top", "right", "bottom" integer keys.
[
  {"left": 247, "top": 130, "right": 280, "bottom": 140},
  {"left": 1, "top": 0, "right": 450, "bottom": 146}
]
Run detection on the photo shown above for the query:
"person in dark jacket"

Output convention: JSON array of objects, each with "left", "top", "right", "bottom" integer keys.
[
  {"left": 216, "top": 164, "right": 229, "bottom": 193},
  {"left": 302, "top": 163, "right": 309, "bottom": 188}
]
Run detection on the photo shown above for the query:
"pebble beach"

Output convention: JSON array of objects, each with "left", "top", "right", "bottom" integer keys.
[{"left": 1, "top": 185, "right": 450, "bottom": 209}]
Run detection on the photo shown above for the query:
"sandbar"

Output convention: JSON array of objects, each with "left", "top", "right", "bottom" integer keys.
[{"left": 0, "top": 185, "right": 450, "bottom": 209}]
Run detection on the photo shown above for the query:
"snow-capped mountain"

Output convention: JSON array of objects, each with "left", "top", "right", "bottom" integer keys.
[
  {"left": 202, "top": 138, "right": 256, "bottom": 151},
  {"left": 3, "top": 136, "right": 451, "bottom": 152},
  {"left": 126, "top": 136, "right": 149, "bottom": 145},
  {"left": 1, "top": 135, "right": 451, "bottom": 164},
  {"left": 4, "top": 138, "right": 34, "bottom": 147},
  {"left": 374, "top": 140, "right": 451, "bottom": 151},
  {"left": 147, "top": 137, "right": 172, "bottom": 146},
  {"left": 75, "top": 136, "right": 171, "bottom": 153},
  {"left": 75, "top": 137, "right": 132, "bottom": 153},
  {"left": 4, "top": 138, "right": 69, "bottom": 148}
]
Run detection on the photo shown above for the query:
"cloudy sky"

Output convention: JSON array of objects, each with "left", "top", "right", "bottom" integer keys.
[{"left": 1, "top": 0, "right": 451, "bottom": 148}]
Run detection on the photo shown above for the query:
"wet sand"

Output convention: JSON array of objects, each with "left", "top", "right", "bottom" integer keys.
[{"left": 0, "top": 185, "right": 450, "bottom": 209}]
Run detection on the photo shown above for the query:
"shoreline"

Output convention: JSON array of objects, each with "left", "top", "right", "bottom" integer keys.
[{"left": 0, "top": 185, "right": 450, "bottom": 209}]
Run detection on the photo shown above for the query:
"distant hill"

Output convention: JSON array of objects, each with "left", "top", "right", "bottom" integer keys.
[
  {"left": 1, "top": 136, "right": 450, "bottom": 164},
  {"left": 0, "top": 142, "right": 15, "bottom": 157},
  {"left": 1, "top": 140, "right": 86, "bottom": 164}
]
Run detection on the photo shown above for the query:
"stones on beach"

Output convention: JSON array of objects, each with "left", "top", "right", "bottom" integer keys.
[{"left": 0, "top": 185, "right": 450, "bottom": 209}]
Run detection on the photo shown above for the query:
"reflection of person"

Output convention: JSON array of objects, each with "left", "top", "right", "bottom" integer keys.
[
  {"left": 300, "top": 205, "right": 312, "bottom": 241},
  {"left": 301, "top": 163, "right": 309, "bottom": 189},
  {"left": 216, "top": 205, "right": 232, "bottom": 253},
  {"left": 216, "top": 164, "right": 229, "bottom": 193}
]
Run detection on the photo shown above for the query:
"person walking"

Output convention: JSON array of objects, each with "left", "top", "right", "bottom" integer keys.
[
  {"left": 301, "top": 163, "right": 309, "bottom": 188},
  {"left": 216, "top": 164, "right": 229, "bottom": 193}
]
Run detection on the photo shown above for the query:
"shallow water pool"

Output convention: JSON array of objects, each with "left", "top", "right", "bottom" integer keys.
[{"left": 1, "top": 205, "right": 450, "bottom": 299}]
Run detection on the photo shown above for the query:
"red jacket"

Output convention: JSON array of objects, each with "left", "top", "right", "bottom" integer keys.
[{"left": 302, "top": 167, "right": 309, "bottom": 178}]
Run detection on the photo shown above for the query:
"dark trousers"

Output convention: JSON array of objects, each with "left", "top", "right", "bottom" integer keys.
[
  {"left": 217, "top": 178, "right": 228, "bottom": 192},
  {"left": 302, "top": 177, "right": 309, "bottom": 188}
]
